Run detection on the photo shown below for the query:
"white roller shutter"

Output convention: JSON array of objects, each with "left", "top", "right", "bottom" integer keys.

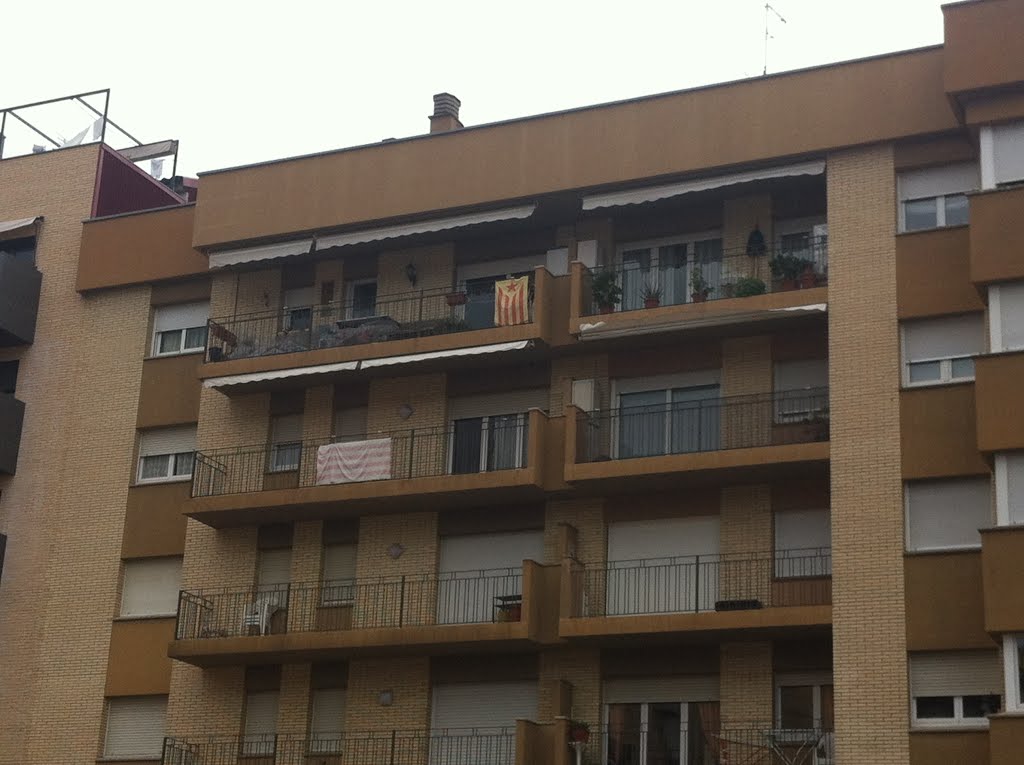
[
  {"left": 457, "top": 256, "right": 544, "bottom": 282},
  {"left": 139, "top": 425, "right": 196, "bottom": 457},
  {"left": 775, "top": 510, "right": 831, "bottom": 551},
  {"left": 898, "top": 163, "right": 979, "bottom": 201},
  {"left": 271, "top": 414, "right": 303, "bottom": 444},
  {"left": 431, "top": 682, "right": 537, "bottom": 729},
  {"left": 603, "top": 676, "right": 720, "bottom": 703},
  {"left": 910, "top": 651, "right": 1002, "bottom": 697},
  {"left": 323, "top": 544, "right": 357, "bottom": 582},
  {"left": 438, "top": 532, "right": 542, "bottom": 624},
  {"left": 994, "top": 282, "right": 1024, "bottom": 352},
  {"left": 906, "top": 479, "right": 991, "bottom": 551},
  {"left": 993, "top": 122, "right": 1024, "bottom": 186},
  {"left": 903, "top": 315, "right": 985, "bottom": 362},
  {"left": 244, "top": 691, "right": 279, "bottom": 735},
  {"left": 1005, "top": 453, "right": 1024, "bottom": 525},
  {"left": 448, "top": 389, "right": 548, "bottom": 421},
  {"left": 153, "top": 301, "right": 209, "bottom": 333},
  {"left": 121, "top": 557, "right": 182, "bottom": 617},
  {"left": 774, "top": 360, "right": 828, "bottom": 391},
  {"left": 258, "top": 548, "right": 292, "bottom": 587},
  {"left": 439, "top": 531, "right": 543, "bottom": 572},
  {"left": 334, "top": 407, "right": 368, "bottom": 441},
  {"left": 311, "top": 689, "right": 346, "bottom": 735},
  {"left": 104, "top": 695, "right": 167, "bottom": 758},
  {"left": 607, "top": 517, "right": 719, "bottom": 563},
  {"left": 283, "top": 286, "right": 315, "bottom": 309}
]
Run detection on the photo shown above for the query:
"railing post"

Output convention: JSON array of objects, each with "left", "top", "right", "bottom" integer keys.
[
  {"left": 694, "top": 555, "right": 700, "bottom": 613},
  {"left": 399, "top": 575, "right": 406, "bottom": 628},
  {"left": 390, "top": 729, "right": 397, "bottom": 765},
  {"left": 407, "top": 430, "right": 415, "bottom": 479}
]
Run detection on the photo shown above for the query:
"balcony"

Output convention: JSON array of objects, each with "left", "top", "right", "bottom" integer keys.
[
  {"left": 163, "top": 728, "right": 518, "bottom": 765},
  {"left": 0, "top": 393, "right": 25, "bottom": 475},
  {"left": 569, "top": 237, "right": 827, "bottom": 339},
  {"left": 981, "top": 526, "right": 1024, "bottom": 634},
  {"left": 974, "top": 351, "right": 1024, "bottom": 452},
  {"left": 169, "top": 560, "right": 559, "bottom": 666},
  {"left": 565, "top": 389, "right": 830, "bottom": 491},
  {"left": 969, "top": 184, "right": 1024, "bottom": 285},
  {"left": 560, "top": 548, "right": 832, "bottom": 641},
  {"left": 186, "top": 409, "right": 560, "bottom": 527},
  {"left": 200, "top": 267, "right": 557, "bottom": 390},
  {"left": 0, "top": 251, "right": 42, "bottom": 345}
]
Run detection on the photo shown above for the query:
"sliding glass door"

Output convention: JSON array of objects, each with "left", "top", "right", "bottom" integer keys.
[{"left": 617, "top": 385, "right": 720, "bottom": 458}]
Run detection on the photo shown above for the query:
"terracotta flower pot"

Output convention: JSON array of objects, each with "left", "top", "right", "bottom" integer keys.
[
  {"left": 598, "top": 304, "right": 614, "bottom": 314},
  {"left": 799, "top": 269, "right": 817, "bottom": 289},
  {"left": 569, "top": 727, "right": 590, "bottom": 744},
  {"left": 643, "top": 298, "right": 661, "bottom": 309},
  {"left": 691, "top": 292, "right": 707, "bottom": 303},
  {"left": 446, "top": 291, "right": 468, "bottom": 307}
]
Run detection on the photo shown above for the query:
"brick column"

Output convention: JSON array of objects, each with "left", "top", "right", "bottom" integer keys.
[
  {"left": 538, "top": 647, "right": 601, "bottom": 728},
  {"left": 719, "top": 642, "right": 774, "bottom": 757},
  {"left": 344, "top": 658, "right": 431, "bottom": 733},
  {"left": 723, "top": 194, "right": 773, "bottom": 287},
  {"left": 719, "top": 485, "right": 772, "bottom": 604},
  {"left": 277, "top": 664, "right": 312, "bottom": 735},
  {"left": 720, "top": 335, "right": 773, "bottom": 449}
]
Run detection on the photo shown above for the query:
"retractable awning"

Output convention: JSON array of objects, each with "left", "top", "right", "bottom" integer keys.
[
  {"left": 0, "top": 217, "right": 40, "bottom": 238},
  {"left": 359, "top": 340, "right": 532, "bottom": 369},
  {"left": 208, "top": 238, "right": 315, "bottom": 269},
  {"left": 204, "top": 361, "right": 359, "bottom": 389},
  {"left": 581, "top": 160, "right": 826, "bottom": 211}
]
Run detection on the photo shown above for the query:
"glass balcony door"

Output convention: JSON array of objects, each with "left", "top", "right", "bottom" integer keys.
[
  {"left": 450, "top": 414, "right": 528, "bottom": 474},
  {"left": 605, "top": 701, "right": 719, "bottom": 765},
  {"left": 616, "top": 385, "right": 720, "bottom": 459},
  {"left": 618, "top": 238, "right": 723, "bottom": 311}
]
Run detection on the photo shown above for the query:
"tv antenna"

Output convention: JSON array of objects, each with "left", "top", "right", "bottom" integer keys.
[{"left": 763, "top": 2, "right": 787, "bottom": 75}]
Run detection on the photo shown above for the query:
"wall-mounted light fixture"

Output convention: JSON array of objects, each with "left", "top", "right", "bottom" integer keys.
[
  {"left": 379, "top": 689, "right": 394, "bottom": 706},
  {"left": 398, "top": 404, "right": 414, "bottom": 421},
  {"left": 405, "top": 263, "right": 418, "bottom": 286},
  {"left": 387, "top": 543, "right": 405, "bottom": 560}
]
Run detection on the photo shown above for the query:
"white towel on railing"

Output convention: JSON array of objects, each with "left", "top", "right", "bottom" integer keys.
[{"left": 316, "top": 438, "right": 392, "bottom": 485}]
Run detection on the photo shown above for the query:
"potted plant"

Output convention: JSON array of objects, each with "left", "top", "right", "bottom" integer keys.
[
  {"left": 769, "top": 254, "right": 803, "bottom": 291},
  {"left": 640, "top": 280, "right": 662, "bottom": 309},
  {"left": 591, "top": 271, "right": 622, "bottom": 314},
  {"left": 690, "top": 266, "right": 712, "bottom": 303},
  {"left": 568, "top": 721, "right": 590, "bottom": 744},
  {"left": 445, "top": 290, "right": 468, "bottom": 307},
  {"left": 797, "top": 259, "right": 817, "bottom": 289},
  {"left": 733, "top": 276, "right": 767, "bottom": 297}
]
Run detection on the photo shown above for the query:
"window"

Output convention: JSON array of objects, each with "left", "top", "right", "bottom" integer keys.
[
  {"left": 346, "top": 279, "right": 378, "bottom": 319},
  {"left": 989, "top": 282, "right": 1024, "bottom": 352},
  {"left": 614, "top": 375, "right": 721, "bottom": 458},
  {"left": 104, "top": 695, "right": 167, "bottom": 758},
  {"left": 448, "top": 389, "right": 547, "bottom": 474},
  {"left": 333, "top": 407, "right": 367, "bottom": 443},
  {"left": 774, "top": 359, "right": 829, "bottom": 422},
  {"left": 1002, "top": 635, "right": 1024, "bottom": 711},
  {"left": 775, "top": 675, "right": 833, "bottom": 730},
  {"left": 775, "top": 219, "right": 829, "bottom": 277},
  {"left": 152, "top": 301, "right": 209, "bottom": 356},
  {"left": 774, "top": 509, "right": 831, "bottom": 577},
  {"left": 910, "top": 651, "right": 1002, "bottom": 727},
  {"left": 905, "top": 478, "right": 991, "bottom": 551},
  {"left": 137, "top": 425, "right": 196, "bottom": 483},
  {"left": 321, "top": 544, "right": 356, "bottom": 605},
  {"left": 616, "top": 234, "right": 723, "bottom": 310},
  {"left": 0, "top": 360, "right": 18, "bottom": 395},
  {"left": 242, "top": 690, "right": 279, "bottom": 756},
  {"left": 0, "top": 533, "right": 6, "bottom": 585},
  {"left": 310, "top": 688, "right": 346, "bottom": 753},
  {"left": 120, "top": 557, "right": 182, "bottom": 617},
  {"left": 269, "top": 414, "right": 302, "bottom": 472},
  {"left": 991, "top": 121, "right": 1024, "bottom": 187},
  {"left": 901, "top": 314, "right": 985, "bottom": 386},
  {"left": 0, "top": 236, "right": 36, "bottom": 265},
  {"left": 898, "top": 163, "right": 979, "bottom": 232},
  {"left": 282, "top": 286, "right": 314, "bottom": 332},
  {"left": 996, "top": 453, "right": 1024, "bottom": 526}
]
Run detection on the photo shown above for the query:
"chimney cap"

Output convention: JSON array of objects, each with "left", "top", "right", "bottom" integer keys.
[{"left": 432, "top": 92, "right": 461, "bottom": 119}]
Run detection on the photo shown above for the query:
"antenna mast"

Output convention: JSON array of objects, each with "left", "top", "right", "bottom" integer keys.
[{"left": 763, "top": 3, "right": 787, "bottom": 76}]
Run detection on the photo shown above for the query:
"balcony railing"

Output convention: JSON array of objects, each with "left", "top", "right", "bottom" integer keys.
[
  {"left": 163, "top": 728, "right": 516, "bottom": 765},
  {"left": 589, "top": 723, "right": 834, "bottom": 765},
  {"left": 574, "top": 388, "right": 829, "bottom": 463},
  {"left": 205, "top": 279, "right": 535, "bottom": 362},
  {"left": 568, "top": 548, "right": 832, "bottom": 618},
  {"left": 193, "top": 415, "right": 533, "bottom": 498},
  {"left": 582, "top": 235, "right": 827, "bottom": 316},
  {"left": 176, "top": 567, "right": 528, "bottom": 640}
]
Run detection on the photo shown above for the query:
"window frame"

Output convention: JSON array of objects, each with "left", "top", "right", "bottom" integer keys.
[
  {"left": 904, "top": 479, "right": 991, "bottom": 553},
  {"left": 1003, "top": 634, "right": 1024, "bottom": 712},
  {"left": 899, "top": 193, "right": 970, "bottom": 233},
  {"left": 611, "top": 372, "right": 722, "bottom": 459},
  {"left": 137, "top": 451, "right": 195, "bottom": 484},
  {"left": 153, "top": 325, "right": 208, "bottom": 357},
  {"left": 911, "top": 693, "right": 1002, "bottom": 728},
  {"left": 615, "top": 231, "right": 723, "bottom": 310},
  {"left": 900, "top": 320, "right": 981, "bottom": 388},
  {"left": 345, "top": 278, "right": 378, "bottom": 320},
  {"left": 268, "top": 414, "right": 303, "bottom": 473},
  {"left": 995, "top": 453, "right": 1024, "bottom": 527},
  {"left": 447, "top": 412, "right": 529, "bottom": 474},
  {"left": 774, "top": 673, "right": 833, "bottom": 731}
]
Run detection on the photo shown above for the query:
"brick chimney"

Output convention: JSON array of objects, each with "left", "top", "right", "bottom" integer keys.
[{"left": 430, "top": 93, "right": 462, "bottom": 133}]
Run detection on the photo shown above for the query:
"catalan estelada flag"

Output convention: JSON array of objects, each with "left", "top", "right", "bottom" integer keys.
[{"left": 494, "top": 276, "right": 530, "bottom": 326}]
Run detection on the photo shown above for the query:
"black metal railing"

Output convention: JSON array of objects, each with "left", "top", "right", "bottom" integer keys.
[
  {"left": 574, "top": 388, "right": 828, "bottom": 463},
  {"left": 588, "top": 724, "right": 834, "bottom": 765},
  {"left": 192, "top": 415, "right": 532, "bottom": 498},
  {"left": 583, "top": 235, "right": 828, "bottom": 316},
  {"left": 206, "top": 280, "right": 535, "bottom": 362},
  {"left": 176, "top": 567, "right": 526, "bottom": 640},
  {"left": 569, "top": 548, "right": 831, "bottom": 618},
  {"left": 163, "top": 728, "right": 517, "bottom": 765}
]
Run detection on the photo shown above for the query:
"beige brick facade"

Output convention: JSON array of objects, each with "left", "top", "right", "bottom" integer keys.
[{"left": 345, "top": 658, "right": 431, "bottom": 732}]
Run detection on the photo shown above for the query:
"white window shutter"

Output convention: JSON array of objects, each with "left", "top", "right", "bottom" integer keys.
[
  {"left": 121, "top": 558, "right": 182, "bottom": 617},
  {"left": 323, "top": 544, "right": 357, "bottom": 582},
  {"left": 153, "top": 301, "right": 209, "bottom": 333},
  {"left": 448, "top": 389, "right": 547, "bottom": 421},
  {"left": 576, "top": 240, "right": 598, "bottom": 268},
  {"left": 271, "top": 414, "right": 303, "bottom": 444},
  {"left": 545, "top": 247, "right": 569, "bottom": 276},
  {"left": 1006, "top": 453, "right": 1024, "bottom": 525},
  {"left": 431, "top": 682, "right": 538, "bottom": 730},
  {"left": 898, "top": 163, "right": 979, "bottom": 201},
  {"left": 139, "top": 425, "right": 197, "bottom": 457},
  {"left": 244, "top": 691, "right": 279, "bottom": 736},
  {"left": 257, "top": 548, "right": 292, "bottom": 587},
  {"left": 104, "top": 696, "right": 167, "bottom": 758},
  {"left": 283, "top": 286, "right": 315, "bottom": 309},
  {"left": 603, "top": 676, "right": 720, "bottom": 703},
  {"left": 910, "top": 651, "right": 1002, "bottom": 697},
  {"left": 775, "top": 509, "right": 831, "bottom": 551},
  {"left": 775, "top": 360, "right": 829, "bottom": 391},
  {"left": 903, "top": 315, "right": 985, "bottom": 361},
  {"left": 334, "top": 408, "right": 367, "bottom": 441},
  {"left": 996, "top": 282, "right": 1024, "bottom": 352},
  {"left": 572, "top": 379, "right": 596, "bottom": 412},
  {"left": 311, "top": 689, "right": 346, "bottom": 735},
  {"left": 906, "top": 479, "right": 991, "bottom": 551},
  {"left": 993, "top": 122, "right": 1024, "bottom": 186}
]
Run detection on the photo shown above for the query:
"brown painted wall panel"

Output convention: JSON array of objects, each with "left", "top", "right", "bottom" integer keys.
[
  {"left": 904, "top": 552, "right": 991, "bottom": 651},
  {"left": 896, "top": 228, "right": 983, "bottom": 319},
  {"left": 78, "top": 204, "right": 207, "bottom": 291},
  {"left": 969, "top": 186, "right": 1024, "bottom": 285},
  {"left": 893, "top": 134, "right": 976, "bottom": 171},
  {"left": 990, "top": 714, "right": 1024, "bottom": 765},
  {"left": 121, "top": 483, "right": 189, "bottom": 558},
  {"left": 981, "top": 527, "right": 1024, "bottom": 633},
  {"left": 975, "top": 352, "right": 1024, "bottom": 452},
  {"left": 104, "top": 618, "right": 175, "bottom": 696},
  {"left": 137, "top": 353, "right": 202, "bottom": 429},
  {"left": 194, "top": 49, "right": 956, "bottom": 248},
  {"left": 943, "top": 0, "right": 1024, "bottom": 95},
  {"left": 909, "top": 730, "right": 990, "bottom": 765},
  {"left": 900, "top": 384, "right": 988, "bottom": 479}
]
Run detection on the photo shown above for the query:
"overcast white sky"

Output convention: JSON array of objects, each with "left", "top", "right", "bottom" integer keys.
[{"left": 2, "top": 0, "right": 950, "bottom": 176}]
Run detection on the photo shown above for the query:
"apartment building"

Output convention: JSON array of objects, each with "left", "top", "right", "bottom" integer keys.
[{"left": 1, "top": 2, "right": 1024, "bottom": 764}]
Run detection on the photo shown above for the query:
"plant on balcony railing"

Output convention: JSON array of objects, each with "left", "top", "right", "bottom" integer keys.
[
  {"left": 568, "top": 548, "right": 831, "bottom": 619},
  {"left": 163, "top": 728, "right": 517, "bottom": 765},
  {"left": 205, "top": 278, "right": 536, "bottom": 363},
  {"left": 574, "top": 388, "right": 829, "bottom": 464},
  {"left": 192, "top": 414, "right": 534, "bottom": 498},
  {"left": 583, "top": 235, "right": 827, "bottom": 316},
  {"left": 175, "top": 567, "right": 526, "bottom": 640}
]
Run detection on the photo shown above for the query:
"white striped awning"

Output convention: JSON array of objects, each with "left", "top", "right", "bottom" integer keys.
[
  {"left": 358, "top": 340, "right": 531, "bottom": 369},
  {"left": 204, "top": 361, "right": 359, "bottom": 388},
  {"left": 581, "top": 160, "right": 825, "bottom": 211},
  {"left": 0, "top": 216, "right": 40, "bottom": 237}
]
